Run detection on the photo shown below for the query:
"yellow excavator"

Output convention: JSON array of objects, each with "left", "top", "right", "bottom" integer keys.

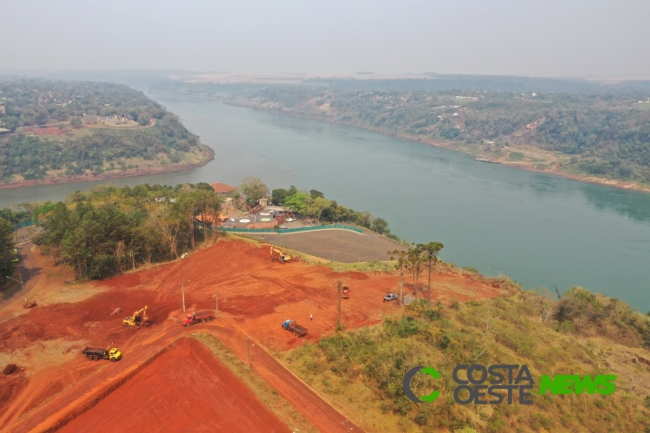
[
  {"left": 123, "top": 306, "right": 149, "bottom": 329},
  {"left": 270, "top": 246, "right": 291, "bottom": 264}
]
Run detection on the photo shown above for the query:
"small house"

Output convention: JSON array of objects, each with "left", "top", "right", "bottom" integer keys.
[{"left": 210, "top": 182, "right": 236, "bottom": 195}]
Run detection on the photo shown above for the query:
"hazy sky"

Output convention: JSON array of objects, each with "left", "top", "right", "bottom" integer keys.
[{"left": 3, "top": 0, "right": 649, "bottom": 78}]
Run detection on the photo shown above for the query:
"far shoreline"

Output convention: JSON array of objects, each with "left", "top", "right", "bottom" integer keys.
[
  {"left": 226, "top": 101, "right": 650, "bottom": 195},
  {"left": 0, "top": 147, "right": 214, "bottom": 190}
]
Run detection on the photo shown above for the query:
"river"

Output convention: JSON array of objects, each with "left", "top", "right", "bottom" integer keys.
[{"left": 2, "top": 95, "right": 649, "bottom": 311}]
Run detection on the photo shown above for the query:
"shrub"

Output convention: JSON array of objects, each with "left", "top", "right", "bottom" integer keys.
[
  {"left": 414, "top": 411, "right": 429, "bottom": 426},
  {"left": 2, "top": 364, "right": 18, "bottom": 375}
]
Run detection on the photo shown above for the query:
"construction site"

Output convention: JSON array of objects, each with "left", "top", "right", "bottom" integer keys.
[{"left": 0, "top": 236, "right": 505, "bottom": 433}]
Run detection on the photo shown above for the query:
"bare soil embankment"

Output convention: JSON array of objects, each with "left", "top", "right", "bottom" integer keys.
[
  {"left": 0, "top": 238, "right": 504, "bottom": 432},
  {"left": 59, "top": 337, "right": 290, "bottom": 433}
]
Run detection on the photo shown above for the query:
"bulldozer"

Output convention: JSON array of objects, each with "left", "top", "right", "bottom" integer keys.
[
  {"left": 123, "top": 306, "right": 149, "bottom": 329},
  {"left": 270, "top": 246, "right": 291, "bottom": 264}
]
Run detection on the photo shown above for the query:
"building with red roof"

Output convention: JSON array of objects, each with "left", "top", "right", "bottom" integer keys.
[{"left": 210, "top": 182, "right": 236, "bottom": 194}]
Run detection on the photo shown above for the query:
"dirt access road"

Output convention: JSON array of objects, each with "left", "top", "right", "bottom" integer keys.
[
  {"left": 5, "top": 321, "right": 364, "bottom": 433},
  {"left": 1, "top": 242, "right": 41, "bottom": 305},
  {"left": 1, "top": 238, "right": 504, "bottom": 432},
  {"left": 59, "top": 338, "right": 290, "bottom": 433}
]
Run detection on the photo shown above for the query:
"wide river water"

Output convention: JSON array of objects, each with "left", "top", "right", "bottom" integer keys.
[{"left": 2, "top": 95, "right": 650, "bottom": 311}]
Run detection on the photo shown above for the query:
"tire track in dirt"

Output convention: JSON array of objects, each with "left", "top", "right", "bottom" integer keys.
[
  {"left": 3, "top": 321, "right": 366, "bottom": 433},
  {"left": 209, "top": 323, "right": 365, "bottom": 433},
  {"left": 58, "top": 338, "right": 290, "bottom": 433}
]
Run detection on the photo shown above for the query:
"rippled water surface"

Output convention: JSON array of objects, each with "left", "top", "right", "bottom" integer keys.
[{"left": 3, "top": 96, "right": 649, "bottom": 311}]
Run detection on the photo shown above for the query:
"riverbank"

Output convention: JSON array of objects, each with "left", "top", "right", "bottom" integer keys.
[
  {"left": 0, "top": 146, "right": 214, "bottom": 190},
  {"left": 228, "top": 101, "right": 650, "bottom": 194}
]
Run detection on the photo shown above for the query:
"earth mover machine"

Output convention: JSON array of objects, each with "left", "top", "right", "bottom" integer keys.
[
  {"left": 282, "top": 319, "right": 307, "bottom": 337},
  {"left": 183, "top": 310, "right": 215, "bottom": 326},
  {"left": 270, "top": 246, "right": 290, "bottom": 264},
  {"left": 83, "top": 346, "right": 122, "bottom": 361},
  {"left": 123, "top": 306, "right": 149, "bottom": 329}
]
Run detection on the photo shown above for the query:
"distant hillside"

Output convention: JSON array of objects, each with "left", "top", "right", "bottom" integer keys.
[
  {"left": 150, "top": 76, "right": 650, "bottom": 190},
  {"left": 0, "top": 79, "right": 213, "bottom": 186},
  {"left": 152, "top": 73, "right": 650, "bottom": 95}
]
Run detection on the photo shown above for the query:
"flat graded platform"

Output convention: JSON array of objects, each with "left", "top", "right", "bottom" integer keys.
[
  {"left": 245, "top": 229, "right": 403, "bottom": 262},
  {"left": 60, "top": 338, "right": 290, "bottom": 433}
]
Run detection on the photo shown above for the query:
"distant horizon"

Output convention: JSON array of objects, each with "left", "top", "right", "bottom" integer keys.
[{"left": 2, "top": 69, "right": 650, "bottom": 83}]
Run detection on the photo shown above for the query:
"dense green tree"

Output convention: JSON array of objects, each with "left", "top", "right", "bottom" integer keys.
[
  {"left": 30, "top": 183, "right": 220, "bottom": 280},
  {"left": 407, "top": 245, "right": 426, "bottom": 295},
  {"left": 305, "top": 197, "right": 331, "bottom": 220},
  {"left": 283, "top": 192, "right": 310, "bottom": 214},
  {"left": 309, "top": 189, "right": 324, "bottom": 199},
  {"left": 240, "top": 177, "right": 269, "bottom": 207},
  {"left": 2, "top": 116, "right": 19, "bottom": 132},
  {"left": 271, "top": 188, "right": 289, "bottom": 205},
  {"left": 371, "top": 217, "right": 389, "bottom": 234},
  {"left": 353, "top": 211, "right": 372, "bottom": 228},
  {"left": 137, "top": 112, "right": 151, "bottom": 126},
  {"left": 0, "top": 217, "right": 15, "bottom": 281},
  {"left": 418, "top": 241, "right": 444, "bottom": 300},
  {"left": 0, "top": 207, "right": 31, "bottom": 226}
]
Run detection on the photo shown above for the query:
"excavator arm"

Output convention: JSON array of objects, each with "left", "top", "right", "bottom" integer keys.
[
  {"left": 270, "top": 246, "right": 291, "bottom": 263},
  {"left": 123, "top": 306, "right": 149, "bottom": 328}
]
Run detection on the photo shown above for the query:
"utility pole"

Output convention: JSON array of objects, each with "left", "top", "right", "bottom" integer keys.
[
  {"left": 6, "top": 274, "right": 26, "bottom": 303},
  {"left": 131, "top": 249, "right": 135, "bottom": 271},
  {"left": 337, "top": 282, "right": 342, "bottom": 330},
  {"left": 181, "top": 282, "right": 186, "bottom": 312}
]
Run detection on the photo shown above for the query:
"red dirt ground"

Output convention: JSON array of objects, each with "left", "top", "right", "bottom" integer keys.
[
  {"left": 0, "top": 238, "right": 505, "bottom": 432},
  {"left": 60, "top": 338, "right": 289, "bottom": 433},
  {"left": 28, "top": 127, "right": 67, "bottom": 136}
]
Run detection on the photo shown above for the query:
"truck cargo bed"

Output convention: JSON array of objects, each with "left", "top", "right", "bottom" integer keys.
[{"left": 289, "top": 324, "right": 307, "bottom": 337}]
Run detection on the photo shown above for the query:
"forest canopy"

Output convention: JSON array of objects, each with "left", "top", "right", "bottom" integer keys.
[
  {"left": 30, "top": 183, "right": 221, "bottom": 280},
  {"left": 0, "top": 78, "right": 211, "bottom": 183},
  {"left": 152, "top": 77, "right": 650, "bottom": 185}
]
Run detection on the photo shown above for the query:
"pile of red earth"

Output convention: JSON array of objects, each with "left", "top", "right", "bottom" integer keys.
[{"left": 59, "top": 338, "right": 290, "bottom": 432}]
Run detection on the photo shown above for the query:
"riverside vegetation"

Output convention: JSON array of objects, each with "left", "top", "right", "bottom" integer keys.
[
  {"left": 1, "top": 183, "right": 222, "bottom": 281},
  {"left": 155, "top": 75, "right": 650, "bottom": 188},
  {"left": 0, "top": 78, "right": 212, "bottom": 184},
  {"left": 0, "top": 178, "right": 400, "bottom": 281}
]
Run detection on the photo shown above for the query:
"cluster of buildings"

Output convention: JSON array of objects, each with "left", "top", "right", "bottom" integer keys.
[{"left": 209, "top": 182, "right": 294, "bottom": 229}]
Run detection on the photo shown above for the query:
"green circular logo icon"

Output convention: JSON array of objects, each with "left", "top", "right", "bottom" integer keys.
[{"left": 403, "top": 366, "right": 441, "bottom": 403}]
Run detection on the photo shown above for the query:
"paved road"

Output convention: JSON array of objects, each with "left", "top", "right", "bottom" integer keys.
[{"left": 244, "top": 229, "right": 404, "bottom": 263}]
